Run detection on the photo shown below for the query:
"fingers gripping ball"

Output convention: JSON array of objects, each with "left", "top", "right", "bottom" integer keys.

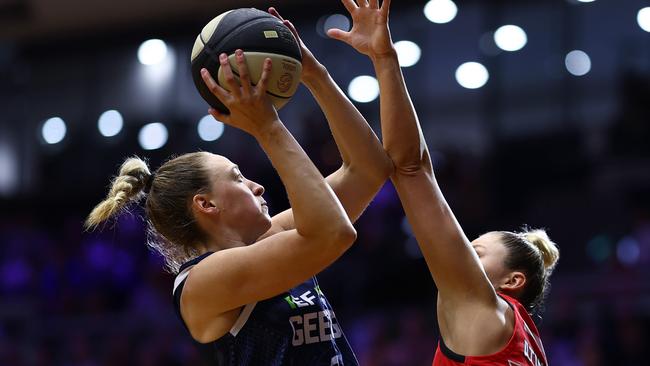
[{"left": 191, "top": 8, "right": 303, "bottom": 114}]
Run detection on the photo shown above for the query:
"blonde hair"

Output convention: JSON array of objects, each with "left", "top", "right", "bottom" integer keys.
[
  {"left": 500, "top": 228, "right": 560, "bottom": 311},
  {"left": 524, "top": 229, "right": 559, "bottom": 273},
  {"left": 85, "top": 157, "right": 151, "bottom": 230},
  {"left": 86, "top": 153, "right": 211, "bottom": 273}
]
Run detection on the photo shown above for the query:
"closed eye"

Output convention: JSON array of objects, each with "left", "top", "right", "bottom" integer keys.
[{"left": 231, "top": 166, "right": 244, "bottom": 182}]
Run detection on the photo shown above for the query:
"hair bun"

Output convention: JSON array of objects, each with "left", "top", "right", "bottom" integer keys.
[{"left": 524, "top": 229, "right": 559, "bottom": 271}]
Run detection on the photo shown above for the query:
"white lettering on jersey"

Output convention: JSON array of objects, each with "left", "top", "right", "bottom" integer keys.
[
  {"left": 319, "top": 309, "right": 336, "bottom": 341},
  {"left": 522, "top": 321, "right": 546, "bottom": 362},
  {"left": 304, "top": 312, "right": 319, "bottom": 344},
  {"left": 291, "top": 290, "right": 317, "bottom": 308},
  {"left": 523, "top": 340, "right": 543, "bottom": 366},
  {"left": 289, "top": 310, "right": 343, "bottom": 346},
  {"left": 289, "top": 315, "right": 304, "bottom": 346},
  {"left": 331, "top": 355, "right": 343, "bottom": 365}
]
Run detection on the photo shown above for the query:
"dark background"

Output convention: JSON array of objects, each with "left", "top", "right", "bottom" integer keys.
[{"left": 1, "top": 0, "right": 649, "bottom": 365}]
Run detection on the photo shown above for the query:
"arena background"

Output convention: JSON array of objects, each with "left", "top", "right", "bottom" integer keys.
[{"left": 1, "top": 0, "right": 649, "bottom": 364}]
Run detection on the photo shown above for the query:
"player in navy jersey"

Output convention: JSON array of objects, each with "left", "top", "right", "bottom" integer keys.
[
  {"left": 328, "top": 1, "right": 559, "bottom": 365},
  {"left": 85, "top": 7, "right": 393, "bottom": 365}
]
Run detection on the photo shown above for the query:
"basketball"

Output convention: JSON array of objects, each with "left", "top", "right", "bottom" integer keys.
[{"left": 191, "top": 8, "right": 303, "bottom": 114}]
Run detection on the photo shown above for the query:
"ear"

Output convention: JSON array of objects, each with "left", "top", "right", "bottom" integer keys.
[
  {"left": 499, "top": 271, "right": 526, "bottom": 292},
  {"left": 192, "top": 193, "right": 219, "bottom": 215}
]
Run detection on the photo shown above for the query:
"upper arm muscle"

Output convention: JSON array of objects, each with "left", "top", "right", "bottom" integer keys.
[{"left": 180, "top": 230, "right": 346, "bottom": 333}]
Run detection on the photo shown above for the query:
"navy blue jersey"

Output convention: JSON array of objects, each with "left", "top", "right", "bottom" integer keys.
[{"left": 172, "top": 252, "right": 359, "bottom": 366}]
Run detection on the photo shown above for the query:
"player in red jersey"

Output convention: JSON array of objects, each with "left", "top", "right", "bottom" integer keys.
[{"left": 329, "top": 1, "right": 559, "bottom": 365}]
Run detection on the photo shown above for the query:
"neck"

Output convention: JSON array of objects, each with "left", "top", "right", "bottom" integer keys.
[{"left": 196, "top": 226, "right": 249, "bottom": 255}]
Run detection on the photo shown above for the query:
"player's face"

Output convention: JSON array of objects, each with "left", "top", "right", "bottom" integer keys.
[
  {"left": 471, "top": 232, "right": 512, "bottom": 291},
  {"left": 203, "top": 154, "right": 272, "bottom": 242}
]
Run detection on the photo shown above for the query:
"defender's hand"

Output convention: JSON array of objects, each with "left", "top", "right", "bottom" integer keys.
[{"left": 327, "top": 0, "right": 395, "bottom": 60}]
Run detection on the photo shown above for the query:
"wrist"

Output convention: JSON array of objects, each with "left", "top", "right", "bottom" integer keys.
[
  {"left": 371, "top": 50, "right": 401, "bottom": 75},
  {"left": 252, "top": 119, "right": 285, "bottom": 141},
  {"left": 370, "top": 48, "right": 398, "bottom": 63},
  {"left": 301, "top": 63, "right": 327, "bottom": 86}
]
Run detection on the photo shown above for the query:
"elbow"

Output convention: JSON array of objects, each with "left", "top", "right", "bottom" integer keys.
[
  {"left": 311, "top": 220, "right": 356, "bottom": 255},
  {"left": 329, "top": 221, "right": 357, "bottom": 250},
  {"left": 339, "top": 224, "right": 357, "bottom": 245}
]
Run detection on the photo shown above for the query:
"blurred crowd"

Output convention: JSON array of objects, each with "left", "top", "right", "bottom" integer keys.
[
  {"left": 1, "top": 144, "right": 649, "bottom": 365},
  {"left": 2, "top": 2, "right": 650, "bottom": 363}
]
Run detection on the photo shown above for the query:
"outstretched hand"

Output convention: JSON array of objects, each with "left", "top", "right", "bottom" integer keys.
[
  {"left": 268, "top": 7, "right": 325, "bottom": 82},
  {"left": 327, "top": 0, "right": 394, "bottom": 59},
  {"left": 200, "top": 50, "right": 280, "bottom": 137}
]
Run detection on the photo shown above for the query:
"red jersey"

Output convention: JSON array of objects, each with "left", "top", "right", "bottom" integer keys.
[{"left": 433, "top": 294, "right": 548, "bottom": 366}]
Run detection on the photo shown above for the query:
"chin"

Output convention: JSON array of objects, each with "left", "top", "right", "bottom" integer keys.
[
  {"left": 253, "top": 218, "right": 273, "bottom": 238},
  {"left": 262, "top": 217, "right": 273, "bottom": 231}
]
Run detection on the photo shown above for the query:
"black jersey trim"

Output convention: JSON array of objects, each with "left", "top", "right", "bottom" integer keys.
[
  {"left": 439, "top": 339, "right": 466, "bottom": 362},
  {"left": 178, "top": 251, "right": 214, "bottom": 273}
]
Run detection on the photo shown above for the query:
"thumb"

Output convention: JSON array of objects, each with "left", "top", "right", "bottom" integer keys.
[
  {"left": 326, "top": 28, "right": 351, "bottom": 43},
  {"left": 208, "top": 108, "right": 231, "bottom": 125}
]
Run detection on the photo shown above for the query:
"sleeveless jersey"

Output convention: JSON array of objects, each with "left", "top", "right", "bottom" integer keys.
[
  {"left": 433, "top": 294, "right": 548, "bottom": 366},
  {"left": 172, "top": 252, "right": 359, "bottom": 366}
]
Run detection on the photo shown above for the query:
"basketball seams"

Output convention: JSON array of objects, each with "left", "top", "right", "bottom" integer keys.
[
  {"left": 208, "top": 17, "right": 290, "bottom": 60},
  {"left": 191, "top": 8, "right": 302, "bottom": 113}
]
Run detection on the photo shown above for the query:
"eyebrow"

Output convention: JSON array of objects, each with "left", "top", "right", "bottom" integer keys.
[
  {"left": 231, "top": 165, "right": 242, "bottom": 177},
  {"left": 472, "top": 244, "right": 486, "bottom": 251}
]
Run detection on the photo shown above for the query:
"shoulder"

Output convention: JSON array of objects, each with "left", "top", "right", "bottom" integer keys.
[
  {"left": 173, "top": 252, "right": 242, "bottom": 343},
  {"left": 174, "top": 253, "right": 214, "bottom": 293},
  {"left": 173, "top": 252, "right": 214, "bottom": 305}
]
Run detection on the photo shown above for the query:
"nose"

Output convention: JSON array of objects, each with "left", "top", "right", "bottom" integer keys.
[{"left": 250, "top": 181, "right": 265, "bottom": 196}]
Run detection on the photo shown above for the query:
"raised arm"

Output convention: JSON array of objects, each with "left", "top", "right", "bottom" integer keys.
[
  {"left": 330, "top": 0, "right": 507, "bottom": 352},
  {"left": 181, "top": 52, "right": 356, "bottom": 342},
  {"left": 264, "top": 7, "right": 393, "bottom": 234}
]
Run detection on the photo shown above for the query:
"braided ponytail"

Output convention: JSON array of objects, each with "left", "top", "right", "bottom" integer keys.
[{"left": 85, "top": 157, "right": 152, "bottom": 229}]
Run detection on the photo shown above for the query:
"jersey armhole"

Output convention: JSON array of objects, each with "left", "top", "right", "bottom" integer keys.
[
  {"left": 173, "top": 264, "right": 258, "bottom": 339},
  {"left": 439, "top": 294, "right": 517, "bottom": 362},
  {"left": 172, "top": 265, "right": 194, "bottom": 331},
  {"left": 439, "top": 339, "right": 466, "bottom": 363},
  {"left": 228, "top": 302, "right": 257, "bottom": 337}
]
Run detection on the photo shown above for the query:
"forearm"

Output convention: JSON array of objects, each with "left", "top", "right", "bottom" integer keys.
[
  {"left": 391, "top": 171, "right": 496, "bottom": 301},
  {"left": 372, "top": 52, "right": 431, "bottom": 174},
  {"left": 254, "top": 121, "right": 352, "bottom": 237},
  {"left": 303, "top": 66, "right": 393, "bottom": 183}
]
